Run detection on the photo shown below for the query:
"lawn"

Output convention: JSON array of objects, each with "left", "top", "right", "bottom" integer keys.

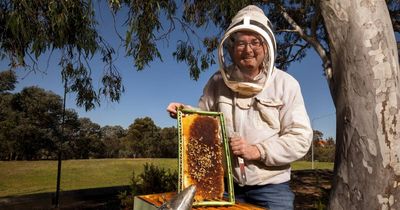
[
  {"left": 291, "top": 161, "right": 333, "bottom": 170},
  {"left": 0, "top": 159, "right": 332, "bottom": 197},
  {"left": 0, "top": 158, "right": 177, "bottom": 197}
]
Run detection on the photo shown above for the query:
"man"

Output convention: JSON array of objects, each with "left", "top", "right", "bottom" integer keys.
[{"left": 167, "top": 5, "right": 312, "bottom": 210}]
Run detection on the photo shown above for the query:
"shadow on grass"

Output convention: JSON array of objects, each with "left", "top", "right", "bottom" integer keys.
[
  {"left": 0, "top": 170, "right": 333, "bottom": 210},
  {"left": 0, "top": 185, "right": 129, "bottom": 210}
]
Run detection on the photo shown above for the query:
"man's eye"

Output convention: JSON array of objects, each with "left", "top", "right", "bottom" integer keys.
[{"left": 251, "top": 40, "right": 261, "bottom": 46}]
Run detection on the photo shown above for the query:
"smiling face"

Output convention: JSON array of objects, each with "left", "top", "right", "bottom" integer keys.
[{"left": 231, "top": 31, "right": 267, "bottom": 78}]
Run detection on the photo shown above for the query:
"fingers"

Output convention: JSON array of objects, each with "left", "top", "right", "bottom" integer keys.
[
  {"left": 166, "top": 102, "right": 184, "bottom": 119},
  {"left": 230, "top": 138, "right": 246, "bottom": 156},
  {"left": 229, "top": 132, "right": 241, "bottom": 150},
  {"left": 229, "top": 135, "right": 241, "bottom": 142},
  {"left": 231, "top": 141, "right": 261, "bottom": 161},
  {"left": 229, "top": 137, "right": 260, "bottom": 160}
]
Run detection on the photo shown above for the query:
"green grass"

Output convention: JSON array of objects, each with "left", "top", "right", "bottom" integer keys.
[
  {"left": 0, "top": 158, "right": 177, "bottom": 197},
  {"left": 291, "top": 161, "right": 334, "bottom": 170},
  {"left": 0, "top": 159, "right": 332, "bottom": 197}
]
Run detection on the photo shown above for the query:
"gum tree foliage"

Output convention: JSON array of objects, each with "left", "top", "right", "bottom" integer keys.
[
  {"left": 0, "top": 0, "right": 121, "bottom": 110},
  {"left": 1, "top": 0, "right": 397, "bottom": 108}
]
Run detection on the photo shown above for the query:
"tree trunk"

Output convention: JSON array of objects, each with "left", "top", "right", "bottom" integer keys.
[{"left": 320, "top": 0, "right": 400, "bottom": 209}]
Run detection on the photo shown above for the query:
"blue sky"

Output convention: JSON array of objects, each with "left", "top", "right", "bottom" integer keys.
[{"left": 1, "top": 2, "right": 337, "bottom": 139}]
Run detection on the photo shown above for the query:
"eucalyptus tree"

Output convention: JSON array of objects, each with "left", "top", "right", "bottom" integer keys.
[
  {"left": 70, "top": 117, "right": 104, "bottom": 158},
  {"left": 0, "top": 70, "right": 17, "bottom": 159},
  {"left": 5, "top": 86, "right": 64, "bottom": 159},
  {"left": 318, "top": 1, "right": 398, "bottom": 209},
  {"left": 159, "top": 126, "right": 178, "bottom": 158},
  {"left": 122, "top": 117, "right": 161, "bottom": 158},
  {"left": 0, "top": 92, "right": 17, "bottom": 160},
  {"left": 0, "top": 81, "right": 80, "bottom": 160},
  {"left": 100, "top": 125, "right": 126, "bottom": 158}
]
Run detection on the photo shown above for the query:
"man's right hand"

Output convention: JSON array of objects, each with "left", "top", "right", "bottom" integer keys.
[{"left": 166, "top": 102, "right": 185, "bottom": 119}]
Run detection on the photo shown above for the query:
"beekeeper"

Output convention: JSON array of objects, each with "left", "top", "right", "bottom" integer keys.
[{"left": 167, "top": 5, "right": 312, "bottom": 210}]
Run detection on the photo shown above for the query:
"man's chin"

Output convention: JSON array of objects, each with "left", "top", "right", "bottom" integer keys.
[{"left": 239, "top": 64, "right": 257, "bottom": 72}]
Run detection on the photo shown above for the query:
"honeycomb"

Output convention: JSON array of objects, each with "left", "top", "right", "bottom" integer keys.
[{"left": 181, "top": 114, "right": 224, "bottom": 202}]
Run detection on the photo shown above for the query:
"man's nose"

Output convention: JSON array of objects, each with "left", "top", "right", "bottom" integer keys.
[{"left": 243, "top": 43, "right": 253, "bottom": 52}]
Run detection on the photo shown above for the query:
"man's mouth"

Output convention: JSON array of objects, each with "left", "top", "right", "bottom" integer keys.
[{"left": 242, "top": 57, "right": 254, "bottom": 60}]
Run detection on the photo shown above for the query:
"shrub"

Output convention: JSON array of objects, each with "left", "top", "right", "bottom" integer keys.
[
  {"left": 119, "top": 163, "right": 178, "bottom": 209},
  {"left": 301, "top": 143, "right": 335, "bottom": 162},
  {"left": 314, "top": 145, "right": 335, "bottom": 162}
]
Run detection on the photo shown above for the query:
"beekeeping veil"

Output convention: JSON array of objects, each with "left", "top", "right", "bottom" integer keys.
[{"left": 218, "top": 5, "right": 277, "bottom": 96}]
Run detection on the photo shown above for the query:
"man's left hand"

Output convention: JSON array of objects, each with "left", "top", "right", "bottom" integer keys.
[{"left": 229, "top": 136, "right": 261, "bottom": 161}]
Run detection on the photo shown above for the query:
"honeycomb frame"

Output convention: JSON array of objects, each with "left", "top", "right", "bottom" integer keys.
[{"left": 177, "top": 109, "right": 235, "bottom": 206}]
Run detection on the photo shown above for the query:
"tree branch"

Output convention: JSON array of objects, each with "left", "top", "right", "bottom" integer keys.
[
  {"left": 275, "top": 3, "right": 333, "bottom": 81},
  {"left": 275, "top": 29, "right": 297, "bottom": 33},
  {"left": 311, "top": 4, "right": 321, "bottom": 37}
]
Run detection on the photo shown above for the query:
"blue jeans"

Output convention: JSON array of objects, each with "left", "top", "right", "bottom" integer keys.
[{"left": 233, "top": 181, "right": 294, "bottom": 210}]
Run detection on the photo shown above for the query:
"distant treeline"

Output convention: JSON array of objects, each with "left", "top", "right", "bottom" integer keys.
[
  {"left": 301, "top": 130, "right": 336, "bottom": 162},
  {"left": 0, "top": 71, "right": 334, "bottom": 161},
  {"left": 0, "top": 71, "right": 178, "bottom": 160}
]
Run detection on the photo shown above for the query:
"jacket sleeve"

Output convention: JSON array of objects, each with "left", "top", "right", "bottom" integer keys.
[{"left": 255, "top": 80, "right": 313, "bottom": 166}]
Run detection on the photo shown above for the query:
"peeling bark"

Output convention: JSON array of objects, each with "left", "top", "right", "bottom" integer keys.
[{"left": 320, "top": 0, "right": 400, "bottom": 209}]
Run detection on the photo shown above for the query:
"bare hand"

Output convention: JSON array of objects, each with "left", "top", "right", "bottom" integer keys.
[
  {"left": 166, "top": 102, "right": 184, "bottom": 119},
  {"left": 230, "top": 135, "right": 261, "bottom": 161}
]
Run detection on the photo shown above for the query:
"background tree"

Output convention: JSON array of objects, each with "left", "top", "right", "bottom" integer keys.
[
  {"left": 0, "top": 89, "right": 178, "bottom": 160},
  {"left": 313, "top": 130, "right": 324, "bottom": 142},
  {"left": 302, "top": 130, "right": 335, "bottom": 162},
  {"left": 326, "top": 137, "right": 335, "bottom": 146},
  {"left": 57, "top": 108, "right": 80, "bottom": 159},
  {"left": 79, "top": 118, "right": 103, "bottom": 156},
  {"left": 0, "top": 70, "right": 18, "bottom": 159},
  {"left": 159, "top": 127, "right": 178, "bottom": 158},
  {"left": 100, "top": 125, "right": 126, "bottom": 158},
  {"left": 0, "top": 93, "right": 18, "bottom": 160},
  {"left": 0, "top": 84, "right": 82, "bottom": 160},
  {"left": 122, "top": 117, "right": 161, "bottom": 158},
  {"left": 0, "top": 70, "right": 17, "bottom": 93},
  {"left": 2, "top": 87, "right": 63, "bottom": 159},
  {"left": 70, "top": 118, "right": 104, "bottom": 158},
  {"left": 314, "top": 144, "right": 335, "bottom": 162}
]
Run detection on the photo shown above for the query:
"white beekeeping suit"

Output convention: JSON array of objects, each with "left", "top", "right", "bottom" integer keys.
[{"left": 198, "top": 5, "right": 312, "bottom": 186}]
